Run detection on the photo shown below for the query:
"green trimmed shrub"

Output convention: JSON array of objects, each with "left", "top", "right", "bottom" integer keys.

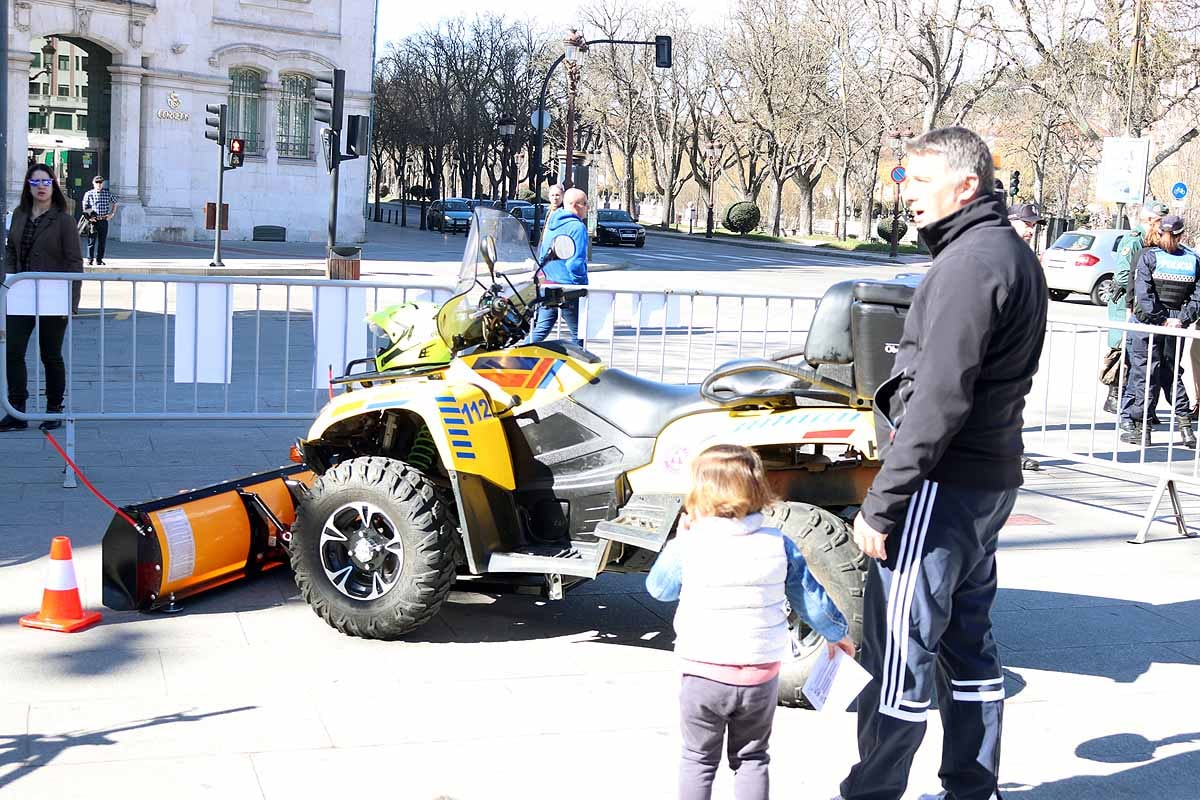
[
  {"left": 876, "top": 217, "right": 908, "bottom": 242},
  {"left": 723, "top": 201, "right": 761, "bottom": 234}
]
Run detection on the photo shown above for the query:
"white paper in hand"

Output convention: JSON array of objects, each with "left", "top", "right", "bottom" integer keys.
[{"left": 802, "top": 647, "right": 872, "bottom": 712}]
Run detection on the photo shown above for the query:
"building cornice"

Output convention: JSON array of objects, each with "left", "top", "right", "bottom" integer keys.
[
  {"left": 211, "top": 16, "right": 339, "bottom": 41},
  {"left": 209, "top": 43, "right": 337, "bottom": 71}
]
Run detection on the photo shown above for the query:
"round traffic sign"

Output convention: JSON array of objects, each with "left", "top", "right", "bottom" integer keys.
[
  {"left": 891, "top": 165, "right": 906, "bottom": 184},
  {"left": 531, "top": 109, "right": 552, "bottom": 130},
  {"left": 1173, "top": 182, "right": 1188, "bottom": 200}
]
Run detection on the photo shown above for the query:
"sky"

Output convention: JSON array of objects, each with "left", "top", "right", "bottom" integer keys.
[{"left": 375, "top": 0, "right": 730, "bottom": 48}]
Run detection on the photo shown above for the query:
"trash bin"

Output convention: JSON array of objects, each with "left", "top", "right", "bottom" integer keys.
[{"left": 327, "top": 246, "right": 361, "bottom": 280}]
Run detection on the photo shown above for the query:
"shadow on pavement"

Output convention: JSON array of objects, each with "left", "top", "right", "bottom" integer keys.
[
  {"left": 0, "top": 706, "right": 254, "bottom": 792},
  {"left": 1001, "top": 732, "right": 1200, "bottom": 799}
]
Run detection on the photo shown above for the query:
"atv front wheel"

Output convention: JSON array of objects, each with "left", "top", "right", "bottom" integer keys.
[
  {"left": 291, "top": 457, "right": 456, "bottom": 639},
  {"left": 763, "top": 502, "right": 867, "bottom": 708}
]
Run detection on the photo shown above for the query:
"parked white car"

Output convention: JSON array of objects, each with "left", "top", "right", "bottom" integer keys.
[{"left": 1041, "top": 228, "right": 1127, "bottom": 306}]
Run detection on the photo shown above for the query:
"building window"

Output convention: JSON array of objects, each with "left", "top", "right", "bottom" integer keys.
[
  {"left": 29, "top": 112, "right": 47, "bottom": 130},
  {"left": 81, "top": 56, "right": 89, "bottom": 70},
  {"left": 80, "top": 85, "right": 88, "bottom": 98},
  {"left": 277, "top": 73, "right": 313, "bottom": 159},
  {"left": 77, "top": 114, "right": 88, "bottom": 131},
  {"left": 53, "top": 113, "right": 72, "bottom": 130},
  {"left": 228, "top": 67, "right": 263, "bottom": 154},
  {"left": 29, "top": 81, "right": 40, "bottom": 96},
  {"left": 58, "top": 55, "right": 69, "bottom": 71},
  {"left": 31, "top": 52, "right": 41, "bottom": 69},
  {"left": 57, "top": 84, "right": 70, "bottom": 97}
]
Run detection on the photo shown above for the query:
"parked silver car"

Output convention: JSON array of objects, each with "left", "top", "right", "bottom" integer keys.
[{"left": 1041, "top": 228, "right": 1126, "bottom": 306}]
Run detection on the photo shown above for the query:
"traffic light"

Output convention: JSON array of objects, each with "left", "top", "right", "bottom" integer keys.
[
  {"left": 345, "top": 115, "right": 369, "bottom": 159},
  {"left": 1010, "top": 170, "right": 1021, "bottom": 197},
  {"left": 204, "top": 103, "right": 226, "bottom": 147},
  {"left": 229, "top": 138, "right": 245, "bottom": 169},
  {"left": 314, "top": 69, "right": 345, "bottom": 133},
  {"left": 655, "top": 35, "right": 672, "bottom": 68}
]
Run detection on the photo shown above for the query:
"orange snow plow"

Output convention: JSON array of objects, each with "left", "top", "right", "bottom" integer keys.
[{"left": 101, "top": 465, "right": 314, "bottom": 611}]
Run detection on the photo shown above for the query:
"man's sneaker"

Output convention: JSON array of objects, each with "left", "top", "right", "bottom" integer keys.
[
  {"left": 87, "top": 259, "right": 95, "bottom": 266},
  {"left": 96, "top": 259, "right": 106, "bottom": 266},
  {"left": 1120, "top": 424, "right": 1150, "bottom": 445}
]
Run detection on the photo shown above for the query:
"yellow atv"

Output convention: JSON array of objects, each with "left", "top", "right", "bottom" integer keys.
[{"left": 290, "top": 208, "right": 916, "bottom": 704}]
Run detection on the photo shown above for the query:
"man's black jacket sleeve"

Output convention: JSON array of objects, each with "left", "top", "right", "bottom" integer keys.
[{"left": 860, "top": 258, "right": 1004, "bottom": 533}]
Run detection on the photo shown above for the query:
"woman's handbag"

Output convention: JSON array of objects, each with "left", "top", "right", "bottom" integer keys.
[
  {"left": 77, "top": 214, "right": 94, "bottom": 236},
  {"left": 1100, "top": 346, "right": 1123, "bottom": 386}
]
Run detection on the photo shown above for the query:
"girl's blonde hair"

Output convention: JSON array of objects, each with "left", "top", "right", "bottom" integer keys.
[{"left": 684, "top": 444, "right": 776, "bottom": 519}]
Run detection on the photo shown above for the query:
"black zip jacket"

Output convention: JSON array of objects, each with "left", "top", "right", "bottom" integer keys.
[{"left": 862, "top": 194, "right": 1048, "bottom": 534}]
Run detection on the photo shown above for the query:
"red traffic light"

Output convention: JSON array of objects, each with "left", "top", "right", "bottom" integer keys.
[{"left": 230, "top": 138, "right": 244, "bottom": 154}]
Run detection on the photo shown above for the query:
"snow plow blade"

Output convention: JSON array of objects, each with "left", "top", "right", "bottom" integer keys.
[{"left": 101, "top": 465, "right": 313, "bottom": 612}]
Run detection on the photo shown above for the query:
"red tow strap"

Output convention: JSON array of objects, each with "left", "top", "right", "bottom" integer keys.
[{"left": 43, "top": 431, "right": 141, "bottom": 530}]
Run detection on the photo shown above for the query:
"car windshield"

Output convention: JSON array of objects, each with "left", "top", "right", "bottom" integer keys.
[
  {"left": 598, "top": 209, "right": 632, "bottom": 223},
  {"left": 444, "top": 201, "right": 471, "bottom": 212},
  {"left": 437, "top": 208, "right": 538, "bottom": 349},
  {"left": 1053, "top": 233, "right": 1095, "bottom": 251}
]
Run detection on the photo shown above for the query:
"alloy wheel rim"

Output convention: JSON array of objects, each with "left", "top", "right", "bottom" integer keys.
[{"left": 319, "top": 502, "right": 406, "bottom": 601}]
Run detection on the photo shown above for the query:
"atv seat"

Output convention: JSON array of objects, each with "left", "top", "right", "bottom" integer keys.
[
  {"left": 571, "top": 368, "right": 711, "bottom": 438},
  {"left": 702, "top": 358, "right": 850, "bottom": 407}
]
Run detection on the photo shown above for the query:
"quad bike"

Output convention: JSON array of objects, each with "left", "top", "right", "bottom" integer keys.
[{"left": 102, "top": 207, "right": 918, "bottom": 707}]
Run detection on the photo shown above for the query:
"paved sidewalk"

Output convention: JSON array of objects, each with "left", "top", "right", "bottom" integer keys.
[{"left": 2, "top": 421, "right": 1199, "bottom": 798}]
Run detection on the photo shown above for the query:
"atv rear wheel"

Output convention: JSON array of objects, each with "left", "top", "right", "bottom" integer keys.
[
  {"left": 762, "top": 502, "right": 867, "bottom": 708},
  {"left": 291, "top": 457, "right": 456, "bottom": 639}
]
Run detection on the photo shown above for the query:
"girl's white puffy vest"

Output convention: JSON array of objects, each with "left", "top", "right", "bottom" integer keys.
[{"left": 672, "top": 514, "right": 791, "bottom": 665}]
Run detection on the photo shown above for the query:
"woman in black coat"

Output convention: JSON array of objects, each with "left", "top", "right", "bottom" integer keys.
[{"left": 2, "top": 163, "right": 84, "bottom": 431}]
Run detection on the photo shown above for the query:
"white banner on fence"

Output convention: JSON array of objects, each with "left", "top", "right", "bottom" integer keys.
[
  {"left": 6, "top": 279, "right": 70, "bottom": 316},
  {"left": 583, "top": 291, "right": 615, "bottom": 340},
  {"left": 638, "top": 294, "right": 683, "bottom": 328},
  {"left": 313, "top": 286, "right": 370, "bottom": 389},
  {"left": 174, "top": 284, "right": 233, "bottom": 384}
]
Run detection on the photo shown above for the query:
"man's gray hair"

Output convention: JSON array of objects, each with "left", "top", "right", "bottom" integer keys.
[{"left": 905, "top": 127, "right": 995, "bottom": 197}]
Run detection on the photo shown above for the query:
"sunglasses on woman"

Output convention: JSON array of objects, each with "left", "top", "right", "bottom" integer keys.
[{"left": 28, "top": 178, "right": 55, "bottom": 187}]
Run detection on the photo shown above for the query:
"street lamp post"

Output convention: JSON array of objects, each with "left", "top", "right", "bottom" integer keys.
[
  {"left": 562, "top": 30, "right": 587, "bottom": 191},
  {"left": 497, "top": 115, "right": 516, "bottom": 206},
  {"left": 887, "top": 129, "right": 912, "bottom": 259},
  {"left": 703, "top": 140, "right": 720, "bottom": 239}
]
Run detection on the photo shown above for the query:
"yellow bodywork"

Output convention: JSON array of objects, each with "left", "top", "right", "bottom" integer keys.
[{"left": 304, "top": 345, "right": 605, "bottom": 491}]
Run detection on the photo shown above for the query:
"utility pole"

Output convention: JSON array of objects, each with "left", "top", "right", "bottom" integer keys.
[{"left": 315, "top": 69, "right": 346, "bottom": 254}]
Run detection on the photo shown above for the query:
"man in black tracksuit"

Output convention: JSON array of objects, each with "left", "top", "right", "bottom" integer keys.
[{"left": 837, "top": 128, "right": 1048, "bottom": 800}]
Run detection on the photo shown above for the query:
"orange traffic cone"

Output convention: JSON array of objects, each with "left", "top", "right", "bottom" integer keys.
[{"left": 20, "top": 536, "right": 102, "bottom": 633}]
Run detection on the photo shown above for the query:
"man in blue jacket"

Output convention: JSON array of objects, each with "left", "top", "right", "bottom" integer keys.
[
  {"left": 834, "top": 128, "right": 1047, "bottom": 800},
  {"left": 530, "top": 187, "right": 589, "bottom": 344}
]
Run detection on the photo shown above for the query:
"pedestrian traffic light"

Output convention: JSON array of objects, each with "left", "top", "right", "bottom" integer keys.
[
  {"left": 229, "top": 138, "right": 245, "bottom": 169},
  {"left": 1010, "top": 170, "right": 1021, "bottom": 197},
  {"left": 314, "top": 69, "right": 346, "bottom": 134},
  {"left": 655, "top": 36, "right": 673, "bottom": 68},
  {"left": 204, "top": 103, "right": 226, "bottom": 147},
  {"left": 344, "top": 115, "right": 369, "bottom": 159}
]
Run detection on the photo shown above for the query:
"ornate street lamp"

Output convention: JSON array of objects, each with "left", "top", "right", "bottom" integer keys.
[
  {"left": 497, "top": 115, "right": 516, "bottom": 206},
  {"left": 886, "top": 128, "right": 913, "bottom": 258},
  {"left": 562, "top": 29, "right": 588, "bottom": 190},
  {"left": 703, "top": 140, "right": 721, "bottom": 238}
]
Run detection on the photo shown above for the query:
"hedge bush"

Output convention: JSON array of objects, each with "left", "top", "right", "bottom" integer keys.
[
  {"left": 723, "top": 201, "right": 761, "bottom": 234},
  {"left": 876, "top": 217, "right": 909, "bottom": 242}
]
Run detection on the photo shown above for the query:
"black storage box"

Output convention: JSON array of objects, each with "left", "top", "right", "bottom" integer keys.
[{"left": 850, "top": 278, "right": 918, "bottom": 399}]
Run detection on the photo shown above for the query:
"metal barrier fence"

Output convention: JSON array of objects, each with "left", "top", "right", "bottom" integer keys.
[
  {"left": 1025, "top": 313, "right": 1200, "bottom": 543},
  {"left": 0, "top": 272, "right": 820, "bottom": 487}
]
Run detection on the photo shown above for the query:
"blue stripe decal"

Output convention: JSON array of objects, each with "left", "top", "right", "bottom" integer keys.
[
  {"left": 455, "top": 451, "right": 476, "bottom": 459},
  {"left": 435, "top": 395, "right": 456, "bottom": 402},
  {"left": 451, "top": 440, "right": 473, "bottom": 448},
  {"left": 438, "top": 406, "right": 459, "bottom": 414},
  {"left": 443, "top": 417, "right": 465, "bottom": 425},
  {"left": 473, "top": 356, "right": 540, "bottom": 371},
  {"left": 538, "top": 360, "right": 565, "bottom": 388},
  {"left": 447, "top": 428, "right": 469, "bottom": 436}
]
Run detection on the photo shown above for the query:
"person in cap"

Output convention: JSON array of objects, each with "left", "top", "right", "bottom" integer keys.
[
  {"left": 1119, "top": 213, "right": 1200, "bottom": 447},
  {"left": 1103, "top": 200, "right": 1169, "bottom": 415},
  {"left": 81, "top": 175, "right": 118, "bottom": 266},
  {"left": 1007, "top": 203, "right": 1044, "bottom": 246}
]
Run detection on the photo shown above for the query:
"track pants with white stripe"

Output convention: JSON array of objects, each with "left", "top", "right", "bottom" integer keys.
[{"left": 839, "top": 480, "right": 1017, "bottom": 800}]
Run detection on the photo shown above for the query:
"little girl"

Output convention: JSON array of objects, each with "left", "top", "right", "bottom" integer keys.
[{"left": 647, "top": 443, "right": 856, "bottom": 800}]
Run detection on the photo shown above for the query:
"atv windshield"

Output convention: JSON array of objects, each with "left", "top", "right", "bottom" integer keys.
[{"left": 437, "top": 207, "right": 539, "bottom": 350}]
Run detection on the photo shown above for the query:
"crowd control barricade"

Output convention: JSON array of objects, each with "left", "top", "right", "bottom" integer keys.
[
  {"left": 1026, "top": 312, "right": 1200, "bottom": 543},
  {"left": 0, "top": 272, "right": 822, "bottom": 488}
]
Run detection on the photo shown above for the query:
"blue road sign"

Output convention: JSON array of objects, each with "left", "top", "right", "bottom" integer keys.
[
  {"left": 1173, "top": 182, "right": 1188, "bottom": 200},
  {"left": 891, "top": 165, "right": 906, "bottom": 183}
]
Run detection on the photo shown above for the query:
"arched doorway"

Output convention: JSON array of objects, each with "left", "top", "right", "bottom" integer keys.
[{"left": 26, "top": 35, "right": 112, "bottom": 217}]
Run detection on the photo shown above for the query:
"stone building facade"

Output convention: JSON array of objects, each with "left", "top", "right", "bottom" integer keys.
[{"left": 8, "top": 0, "right": 377, "bottom": 243}]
